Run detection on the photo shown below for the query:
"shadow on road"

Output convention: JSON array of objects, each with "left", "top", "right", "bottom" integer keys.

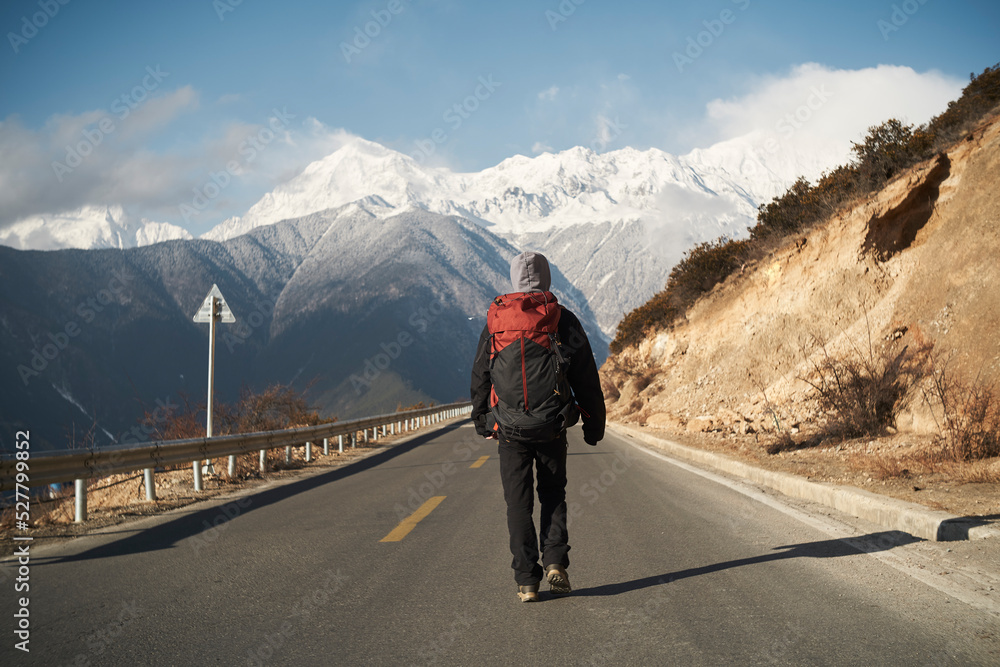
[
  {"left": 573, "top": 531, "right": 922, "bottom": 597},
  {"left": 34, "top": 423, "right": 464, "bottom": 565}
]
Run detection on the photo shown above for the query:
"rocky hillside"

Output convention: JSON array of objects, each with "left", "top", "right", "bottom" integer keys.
[{"left": 602, "top": 113, "right": 1000, "bottom": 438}]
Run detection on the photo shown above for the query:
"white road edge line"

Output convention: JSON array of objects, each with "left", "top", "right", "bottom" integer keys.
[{"left": 619, "top": 434, "right": 1000, "bottom": 618}]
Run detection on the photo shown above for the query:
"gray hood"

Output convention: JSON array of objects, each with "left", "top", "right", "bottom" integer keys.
[{"left": 509, "top": 251, "right": 551, "bottom": 292}]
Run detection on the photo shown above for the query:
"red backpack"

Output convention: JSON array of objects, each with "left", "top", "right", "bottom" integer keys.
[{"left": 487, "top": 291, "right": 579, "bottom": 441}]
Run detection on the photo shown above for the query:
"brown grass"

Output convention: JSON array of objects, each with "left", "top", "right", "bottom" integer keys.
[
  {"left": 799, "top": 313, "right": 933, "bottom": 439},
  {"left": 922, "top": 357, "right": 1000, "bottom": 462}
]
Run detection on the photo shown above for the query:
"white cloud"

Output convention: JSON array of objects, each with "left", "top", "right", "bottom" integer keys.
[
  {"left": 215, "top": 93, "right": 243, "bottom": 105},
  {"left": 117, "top": 86, "right": 199, "bottom": 140},
  {"left": 0, "top": 95, "right": 355, "bottom": 231},
  {"left": 537, "top": 86, "right": 559, "bottom": 101},
  {"left": 646, "top": 183, "right": 748, "bottom": 261},
  {"left": 531, "top": 141, "right": 554, "bottom": 154},
  {"left": 697, "top": 63, "right": 964, "bottom": 163}
]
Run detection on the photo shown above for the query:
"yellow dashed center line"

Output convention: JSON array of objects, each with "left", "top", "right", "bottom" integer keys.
[
  {"left": 470, "top": 455, "right": 490, "bottom": 469},
  {"left": 379, "top": 496, "right": 446, "bottom": 542}
]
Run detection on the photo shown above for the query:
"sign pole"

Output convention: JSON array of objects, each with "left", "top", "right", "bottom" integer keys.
[
  {"left": 208, "top": 295, "right": 216, "bottom": 441},
  {"left": 194, "top": 296, "right": 217, "bottom": 492},
  {"left": 192, "top": 284, "right": 235, "bottom": 492},
  {"left": 207, "top": 295, "right": 220, "bottom": 479}
]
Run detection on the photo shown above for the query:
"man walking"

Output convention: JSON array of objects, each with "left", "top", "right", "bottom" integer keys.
[{"left": 470, "top": 251, "right": 605, "bottom": 602}]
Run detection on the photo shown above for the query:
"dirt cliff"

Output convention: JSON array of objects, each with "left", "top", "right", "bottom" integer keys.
[{"left": 601, "top": 114, "right": 1000, "bottom": 515}]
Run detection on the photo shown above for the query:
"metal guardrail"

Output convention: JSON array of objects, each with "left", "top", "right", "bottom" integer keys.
[{"left": 1, "top": 401, "right": 472, "bottom": 522}]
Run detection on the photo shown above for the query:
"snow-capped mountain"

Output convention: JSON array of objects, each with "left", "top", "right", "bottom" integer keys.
[
  {"left": 3, "top": 132, "right": 847, "bottom": 337},
  {"left": 0, "top": 198, "right": 605, "bottom": 449},
  {"left": 0, "top": 204, "right": 192, "bottom": 251},
  {"left": 205, "top": 138, "right": 768, "bottom": 242},
  {"left": 203, "top": 134, "right": 847, "bottom": 336}
]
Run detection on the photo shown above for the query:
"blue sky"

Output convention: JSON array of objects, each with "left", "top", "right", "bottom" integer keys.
[{"left": 0, "top": 0, "right": 997, "bottom": 234}]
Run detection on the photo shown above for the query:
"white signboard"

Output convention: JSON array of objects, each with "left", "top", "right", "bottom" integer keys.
[{"left": 192, "top": 284, "right": 236, "bottom": 323}]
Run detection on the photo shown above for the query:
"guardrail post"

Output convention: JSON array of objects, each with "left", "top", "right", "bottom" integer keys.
[
  {"left": 338, "top": 435, "right": 343, "bottom": 453},
  {"left": 323, "top": 438, "right": 329, "bottom": 456},
  {"left": 260, "top": 449, "right": 266, "bottom": 473},
  {"left": 144, "top": 468, "right": 156, "bottom": 501},
  {"left": 193, "top": 460, "right": 203, "bottom": 492},
  {"left": 363, "top": 429, "right": 368, "bottom": 444},
  {"left": 351, "top": 432, "right": 357, "bottom": 448},
  {"left": 228, "top": 455, "right": 236, "bottom": 478},
  {"left": 306, "top": 441, "right": 312, "bottom": 463},
  {"left": 285, "top": 446, "right": 292, "bottom": 464},
  {"left": 74, "top": 479, "right": 87, "bottom": 523}
]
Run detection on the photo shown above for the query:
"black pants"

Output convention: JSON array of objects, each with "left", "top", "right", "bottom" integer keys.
[{"left": 498, "top": 432, "right": 569, "bottom": 586}]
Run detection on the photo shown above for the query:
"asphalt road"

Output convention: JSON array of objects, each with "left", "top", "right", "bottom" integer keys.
[{"left": 3, "top": 420, "right": 998, "bottom": 665}]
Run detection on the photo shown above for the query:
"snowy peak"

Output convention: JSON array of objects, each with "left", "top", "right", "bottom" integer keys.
[
  {"left": 203, "top": 137, "right": 450, "bottom": 241},
  {"left": 205, "top": 131, "right": 840, "bottom": 244},
  {"left": 0, "top": 204, "right": 192, "bottom": 251}
]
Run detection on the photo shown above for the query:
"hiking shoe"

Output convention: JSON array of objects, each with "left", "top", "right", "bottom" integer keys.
[
  {"left": 544, "top": 564, "right": 572, "bottom": 595},
  {"left": 517, "top": 584, "right": 539, "bottom": 603}
]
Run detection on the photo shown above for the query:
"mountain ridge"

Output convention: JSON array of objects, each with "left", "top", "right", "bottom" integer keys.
[{"left": 0, "top": 200, "right": 605, "bottom": 452}]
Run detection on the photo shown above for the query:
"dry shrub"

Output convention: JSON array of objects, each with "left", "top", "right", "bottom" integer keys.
[
  {"left": 800, "top": 326, "right": 932, "bottom": 439},
  {"left": 866, "top": 454, "right": 912, "bottom": 481},
  {"left": 923, "top": 359, "right": 1000, "bottom": 461},
  {"left": 150, "top": 383, "right": 328, "bottom": 442},
  {"left": 764, "top": 432, "right": 798, "bottom": 455},
  {"left": 946, "top": 460, "right": 1000, "bottom": 484}
]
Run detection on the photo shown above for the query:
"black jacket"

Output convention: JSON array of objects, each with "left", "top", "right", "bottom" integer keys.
[{"left": 470, "top": 305, "right": 606, "bottom": 443}]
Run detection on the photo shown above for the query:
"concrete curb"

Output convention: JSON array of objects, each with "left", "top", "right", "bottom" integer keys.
[{"left": 608, "top": 422, "right": 1000, "bottom": 542}]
